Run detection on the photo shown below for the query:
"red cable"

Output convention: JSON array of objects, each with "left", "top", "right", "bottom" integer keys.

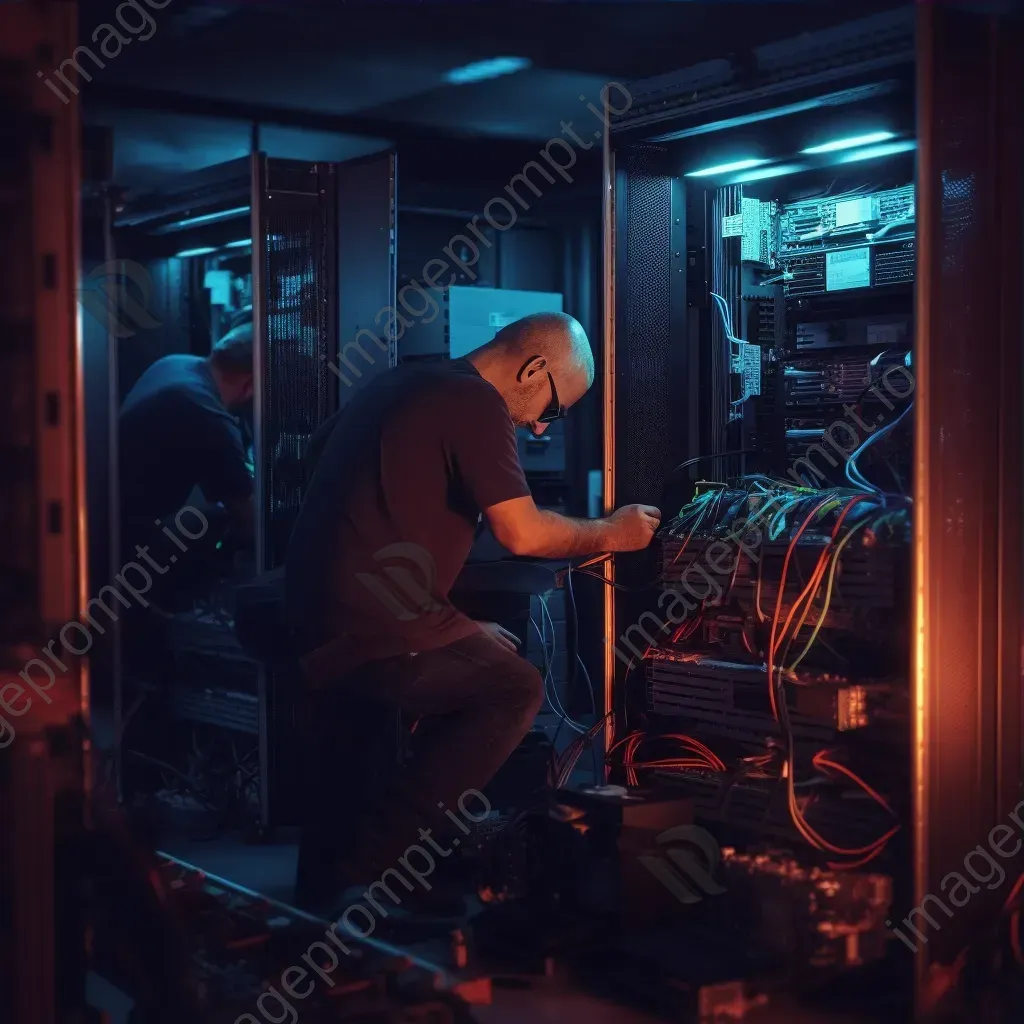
[{"left": 766, "top": 496, "right": 835, "bottom": 720}]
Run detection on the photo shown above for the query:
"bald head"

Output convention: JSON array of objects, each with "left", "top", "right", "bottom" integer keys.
[
  {"left": 468, "top": 312, "right": 594, "bottom": 433},
  {"left": 489, "top": 312, "right": 595, "bottom": 391}
]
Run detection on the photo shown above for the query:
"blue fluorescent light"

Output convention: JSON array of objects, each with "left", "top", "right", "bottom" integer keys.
[
  {"left": 729, "top": 163, "right": 805, "bottom": 184},
  {"left": 174, "top": 246, "right": 216, "bottom": 259},
  {"left": 224, "top": 239, "right": 251, "bottom": 249},
  {"left": 802, "top": 131, "right": 896, "bottom": 154},
  {"left": 686, "top": 158, "right": 768, "bottom": 178},
  {"left": 647, "top": 83, "right": 895, "bottom": 142},
  {"left": 157, "top": 206, "right": 251, "bottom": 233},
  {"left": 444, "top": 57, "right": 530, "bottom": 85},
  {"left": 837, "top": 139, "right": 916, "bottom": 163}
]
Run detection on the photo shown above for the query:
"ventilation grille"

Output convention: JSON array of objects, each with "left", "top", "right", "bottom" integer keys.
[
  {"left": 619, "top": 144, "right": 673, "bottom": 514},
  {"left": 261, "top": 185, "right": 334, "bottom": 570}
]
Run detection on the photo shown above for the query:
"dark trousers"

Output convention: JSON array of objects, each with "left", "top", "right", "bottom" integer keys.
[{"left": 295, "top": 632, "right": 543, "bottom": 905}]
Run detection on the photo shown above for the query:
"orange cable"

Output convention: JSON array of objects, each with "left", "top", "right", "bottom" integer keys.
[{"left": 767, "top": 496, "right": 835, "bottom": 720}]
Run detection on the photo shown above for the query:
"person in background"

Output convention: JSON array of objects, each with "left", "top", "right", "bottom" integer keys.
[
  {"left": 118, "top": 322, "right": 255, "bottom": 561},
  {"left": 286, "top": 311, "right": 661, "bottom": 916}
]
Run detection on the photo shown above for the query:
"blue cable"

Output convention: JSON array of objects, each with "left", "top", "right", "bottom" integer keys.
[
  {"left": 710, "top": 292, "right": 735, "bottom": 339},
  {"left": 845, "top": 401, "right": 913, "bottom": 496},
  {"left": 711, "top": 292, "right": 752, "bottom": 408},
  {"left": 566, "top": 565, "right": 601, "bottom": 783}
]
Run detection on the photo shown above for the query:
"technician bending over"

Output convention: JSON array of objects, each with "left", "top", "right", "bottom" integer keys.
[
  {"left": 119, "top": 321, "right": 256, "bottom": 548},
  {"left": 285, "top": 312, "right": 660, "bottom": 908}
]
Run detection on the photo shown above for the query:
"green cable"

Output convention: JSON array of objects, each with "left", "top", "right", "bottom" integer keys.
[{"left": 786, "top": 518, "right": 870, "bottom": 673}]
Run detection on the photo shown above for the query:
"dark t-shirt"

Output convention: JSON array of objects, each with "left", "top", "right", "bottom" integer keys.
[
  {"left": 285, "top": 359, "right": 530, "bottom": 676},
  {"left": 119, "top": 355, "right": 252, "bottom": 546}
]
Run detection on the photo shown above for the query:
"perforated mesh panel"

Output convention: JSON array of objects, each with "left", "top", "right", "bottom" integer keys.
[
  {"left": 618, "top": 145, "right": 674, "bottom": 511},
  {"left": 260, "top": 173, "right": 335, "bottom": 570}
]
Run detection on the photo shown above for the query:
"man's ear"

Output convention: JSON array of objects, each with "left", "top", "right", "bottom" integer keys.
[{"left": 516, "top": 354, "right": 547, "bottom": 382}]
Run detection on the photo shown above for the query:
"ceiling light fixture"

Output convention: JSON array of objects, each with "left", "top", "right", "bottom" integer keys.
[
  {"left": 154, "top": 206, "right": 251, "bottom": 234},
  {"left": 444, "top": 57, "right": 531, "bottom": 85},
  {"left": 174, "top": 246, "right": 216, "bottom": 259},
  {"left": 647, "top": 83, "right": 896, "bottom": 142},
  {"left": 802, "top": 131, "right": 897, "bottom": 154},
  {"left": 729, "top": 163, "right": 805, "bottom": 184},
  {"left": 685, "top": 158, "right": 769, "bottom": 178},
  {"left": 837, "top": 139, "right": 917, "bottom": 163}
]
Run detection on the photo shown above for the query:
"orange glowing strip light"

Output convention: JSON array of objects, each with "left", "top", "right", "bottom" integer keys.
[
  {"left": 912, "top": 10, "right": 935, "bottom": 997},
  {"left": 601, "top": 132, "right": 617, "bottom": 777}
]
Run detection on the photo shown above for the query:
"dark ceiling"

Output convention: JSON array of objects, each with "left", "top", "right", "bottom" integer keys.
[{"left": 74, "top": 0, "right": 907, "bottom": 188}]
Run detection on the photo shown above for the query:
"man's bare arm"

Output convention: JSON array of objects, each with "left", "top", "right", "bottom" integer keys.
[{"left": 485, "top": 495, "right": 660, "bottom": 558}]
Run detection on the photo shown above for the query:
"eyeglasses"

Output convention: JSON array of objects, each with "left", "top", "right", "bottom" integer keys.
[{"left": 536, "top": 373, "right": 566, "bottom": 423}]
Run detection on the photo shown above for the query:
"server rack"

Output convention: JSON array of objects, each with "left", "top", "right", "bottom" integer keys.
[
  {"left": 604, "top": 3, "right": 1023, "bottom": 1012},
  {"left": 106, "top": 152, "right": 389, "bottom": 829}
]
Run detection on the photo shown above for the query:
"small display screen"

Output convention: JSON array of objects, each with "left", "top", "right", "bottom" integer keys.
[{"left": 826, "top": 247, "right": 871, "bottom": 292}]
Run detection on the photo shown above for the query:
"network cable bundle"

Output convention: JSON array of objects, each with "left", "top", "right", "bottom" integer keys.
[
  {"left": 645, "top": 481, "right": 910, "bottom": 855},
  {"left": 601, "top": 477, "right": 913, "bottom": 993}
]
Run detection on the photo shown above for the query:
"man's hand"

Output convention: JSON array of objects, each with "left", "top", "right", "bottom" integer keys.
[
  {"left": 475, "top": 621, "right": 521, "bottom": 654},
  {"left": 607, "top": 504, "right": 662, "bottom": 552}
]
